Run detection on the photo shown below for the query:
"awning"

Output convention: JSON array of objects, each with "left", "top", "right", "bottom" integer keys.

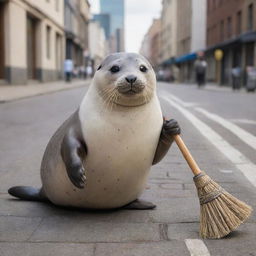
[
  {"left": 161, "top": 57, "right": 176, "bottom": 66},
  {"left": 175, "top": 52, "right": 197, "bottom": 63},
  {"left": 241, "top": 31, "right": 256, "bottom": 43},
  {"left": 206, "top": 31, "right": 256, "bottom": 52}
]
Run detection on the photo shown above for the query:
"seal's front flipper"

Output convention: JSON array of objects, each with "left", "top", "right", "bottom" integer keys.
[
  {"left": 61, "top": 114, "right": 87, "bottom": 189},
  {"left": 152, "top": 118, "right": 181, "bottom": 165},
  {"left": 8, "top": 186, "right": 48, "bottom": 201},
  {"left": 123, "top": 199, "right": 156, "bottom": 210}
]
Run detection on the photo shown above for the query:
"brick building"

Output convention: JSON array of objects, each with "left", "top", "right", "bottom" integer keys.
[{"left": 206, "top": 0, "right": 256, "bottom": 85}]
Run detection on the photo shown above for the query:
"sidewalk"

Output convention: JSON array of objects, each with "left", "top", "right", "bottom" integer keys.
[
  {"left": 0, "top": 79, "right": 91, "bottom": 103},
  {"left": 176, "top": 82, "right": 248, "bottom": 93}
]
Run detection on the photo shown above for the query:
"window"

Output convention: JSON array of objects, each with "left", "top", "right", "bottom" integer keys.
[
  {"left": 46, "top": 25, "right": 51, "bottom": 59},
  {"left": 227, "top": 16, "right": 232, "bottom": 38},
  {"left": 248, "top": 4, "right": 254, "bottom": 31},
  {"left": 236, "top": 11, "right": 242, "bottom": 35},
  {"left": 220, "top": 20, "right": 224, "bottom": 40}
]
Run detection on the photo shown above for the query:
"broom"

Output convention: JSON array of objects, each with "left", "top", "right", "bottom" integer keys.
[{"left": 173, "top": 134, "right": 252, "bottom": 239}]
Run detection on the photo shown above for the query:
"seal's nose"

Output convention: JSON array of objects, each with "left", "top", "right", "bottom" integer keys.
[{"left": 125, "top": 75, "right": 137, "bottom": 84}]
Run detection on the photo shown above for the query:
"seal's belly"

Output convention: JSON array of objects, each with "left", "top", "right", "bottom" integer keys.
[{"left": 43, "top": 98, "right": 163, "bottom": 209}]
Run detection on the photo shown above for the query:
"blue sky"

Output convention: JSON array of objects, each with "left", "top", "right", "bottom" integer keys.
[{"left": 89, "top": 0, "right": 162, "bottom": 52}]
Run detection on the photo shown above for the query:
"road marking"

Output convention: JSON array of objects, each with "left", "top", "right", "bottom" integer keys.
[
  {"left": 185, "top": 239, "right": 211, "bottom": 256},
  {"left": 161, "top": 94, "right": 256, "bottom": 188},
  {"left": 230, "top": 119, "right": 256, "bottom": 125},
  {"left": 195, "top": 107, "right": 256, "bottom": 151},
  {"left": 165, "top": 94, "right": 200, "bottom": 108},
  {"left": 219, "top": 169, "right": 234, "bottom": 174}
]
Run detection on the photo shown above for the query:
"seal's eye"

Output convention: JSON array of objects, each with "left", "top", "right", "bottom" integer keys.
[
  {"left": 97, "top": 65, "right": 102, "bottom": 71},
  {"left": 110, "top": 65, "right": 120, "bottom": 73},
  {"left": 140, "top": 65, "right": 148, "bottom": 73}
]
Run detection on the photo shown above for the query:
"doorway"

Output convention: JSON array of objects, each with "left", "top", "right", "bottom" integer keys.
[
  {"left": 27, "top": 15, "right": 37, "bottom": 80},
  {"left": 55, "top": 33, "right": 62, "bottom": 79},
  {"left": 0, "top": 3, "right": 5, "bottom": 79}
]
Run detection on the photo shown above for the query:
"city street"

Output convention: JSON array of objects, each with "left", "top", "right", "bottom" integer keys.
[{"left": 0, "top": 82, "right": 256, "bottom": 256}]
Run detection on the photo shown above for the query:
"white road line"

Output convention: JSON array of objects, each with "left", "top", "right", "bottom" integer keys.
[
  {"left": 185, "top": 239, "right": 211, "bottom": 256},
  {"left": 230, "top": 119, "right": 256, "bottom": 125},
  {"left": 161, "top": 94, "right": 256, "bottom": 188},
  {"left": 166, "top": 94, "right": 200, "bottom": 108},
  {"left": 195, "top": 107, "right": 256, "bottom": 151}
]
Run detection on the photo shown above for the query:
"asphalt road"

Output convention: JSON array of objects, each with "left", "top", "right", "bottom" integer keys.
[{"left": 0, "top": 82, "right": 255, "bottom": 256}]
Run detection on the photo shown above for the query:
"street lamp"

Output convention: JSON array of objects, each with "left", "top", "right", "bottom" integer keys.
[{"left": 214, "top": 49, "right": 223, "bottom": 85}]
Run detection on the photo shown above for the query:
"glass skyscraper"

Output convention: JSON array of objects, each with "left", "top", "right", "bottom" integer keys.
[{"left": 99, "top": 0, "right": 125, "bottom": 52}]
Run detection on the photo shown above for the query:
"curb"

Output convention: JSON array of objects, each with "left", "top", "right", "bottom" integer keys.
[{"left": 0, "top": 80, "right": 91, "bottom": 104}]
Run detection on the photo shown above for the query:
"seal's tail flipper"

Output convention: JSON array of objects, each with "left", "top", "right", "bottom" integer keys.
[{"left": 8, "top": 186, "right": 48, "bottom": 202}]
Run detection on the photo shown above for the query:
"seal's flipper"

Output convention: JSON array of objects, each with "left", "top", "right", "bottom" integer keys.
[
  {"left": 61, "top": 112, "right": 87, "bottom": 189},
  {"left": 152, "top": 118, "right": 181, "bottom": 165},
  {"left": 8, "top": 186, "right": 48, "bottom": 202},
  {"left": 123, "top": 199, "right": 156, "bottom": 210}
]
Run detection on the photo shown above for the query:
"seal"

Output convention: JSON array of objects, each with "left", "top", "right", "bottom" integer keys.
[{"left": 8, "top": 53, "right": 181, "bottom": 210}]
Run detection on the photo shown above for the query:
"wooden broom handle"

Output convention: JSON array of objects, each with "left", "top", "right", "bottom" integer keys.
[{"left": 174, "top": 135, "right": 202, "bottom": 176}]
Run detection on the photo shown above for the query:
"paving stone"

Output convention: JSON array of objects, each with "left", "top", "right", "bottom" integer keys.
[
  {"left": 0, "top": 216, "right": 42, "bottom": 242},
  {"left": 0, "top": 195, "right": 152, "bottom": 223},
  {"left": 141, "top": 186, "right": 196, "bottom": 202},
  {"left": 159, "top": 183, "right": 183, "bottom": 190},
  {"left": 95, "top": 241, "right": 190, "bottom": 256},
  {"left": 0, "top": 242, "right": 95, "bottom": 256},
  {"left": 149, "top": 198, "right": 200, "bottom": 223},
  {"left": 167, "top": 223, "right": 200, "bottom": 240},
  {"left": 30, "top": 217, "right": 160, "bottom": 242},
  {"left": 205, "top": 223, "right": 256, "bottom": 256}
]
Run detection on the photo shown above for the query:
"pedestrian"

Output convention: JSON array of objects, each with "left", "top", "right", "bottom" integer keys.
[
  {"left": 64, "top": 58, "right": 73, "bottom": 82},
  {"left": 86, "top": 65, "right": 93, "bottom": 78},
  {"left": 231, "top": 66, "right": 241, "bottom": 91},
  {"left": 194, "top": 55, "right": 207, "bottom": 87},
  {"left": 80, "top": 65, "right": 86, "bottom": 79}
]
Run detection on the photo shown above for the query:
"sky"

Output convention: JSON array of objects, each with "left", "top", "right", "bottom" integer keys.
[{"left": 89, "top": 0, "right": 162, "bottom": 53}]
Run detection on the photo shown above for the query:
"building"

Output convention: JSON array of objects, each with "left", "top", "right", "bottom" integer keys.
[
  {"left": 64, "top": 0, "right": 90, "bottom": 68},
  {"left": 99, "top": 0, "right": 125, "bottom": 52},
  {"left": 206, "top": 0, "right": 256, "bottom": 86},
  {"left": 93, "top": 13, "right": 110, "bottom": 40},
  {"left": 140, "top": 19, "right": 161, "bottom": 68},
  {"left": 88, "top": 20, "right": 107, "bottom": 69},
  {"left": 160, "top": 0, "right": 178, "bottom": 64},
  {"left": 176, "top": 0, "right": 207, "bottom": 82},
  {"left": 0, "top": 0, "right": 65, "bottom": 84}
]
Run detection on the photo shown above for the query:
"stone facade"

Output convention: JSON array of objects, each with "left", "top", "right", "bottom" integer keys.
[
  {"left": 0, "top": 0, "right": 65, "bottom": 84},
  {"left": 139, "top": 19, "right": 161, "bottom": 68},
  {"left": 64, "top": 0, "right": 90, "bottom": 67},
  {"left": 160, "top": 0, "right": 178, "bottom": 63},
  {"left": 88, "top": 20, "right": 107, "bottom": 68}
]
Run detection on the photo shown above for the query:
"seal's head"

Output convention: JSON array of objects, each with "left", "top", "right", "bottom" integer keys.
[{"left": 93, "top": 53, "right": 156, "bottom": 107}]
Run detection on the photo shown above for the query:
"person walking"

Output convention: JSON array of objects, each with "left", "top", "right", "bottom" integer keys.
[
  {"left": 231, "top": 66, "right": 241, "bottom": 91},
  {"left": 64, "top": 58, "right": 74, "bottom": 82},
  {"left": 194, "top": 56, "right": 207, "bottom": 87}
]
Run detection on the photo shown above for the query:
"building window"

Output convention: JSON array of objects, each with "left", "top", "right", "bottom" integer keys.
[
  {"left": 247, "top": 4, "right": 254, "bottom": 31},
  {"left": 46, "top": 25, "right": 51, "bottom": 59},
  {"left": 236, "top": 11, "right": 242, "bottom": 35},
  {"left": 227, "top": 16, "right": 232, "bottom": 38},
  {"left": 220, "top": 20, "right": 224, "bottom": 41}
]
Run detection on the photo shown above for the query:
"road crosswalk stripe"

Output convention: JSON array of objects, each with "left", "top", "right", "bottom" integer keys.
[
  {"left": 195, "top": 107, "right": 256, "bottom": 151},
  {"left": 185, "top": 239, "right": 211, "bottom": 256},
  {"left": 161, "top": 94, "right": 256, "bottom": 188}
]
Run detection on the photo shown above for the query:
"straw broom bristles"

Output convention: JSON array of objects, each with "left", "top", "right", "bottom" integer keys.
[
  {"left": 174, "top": 134, "right": 252, "bottom": 239},
  {"left": 194, "top": 173, "right": 252, "bottom": 239}
]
